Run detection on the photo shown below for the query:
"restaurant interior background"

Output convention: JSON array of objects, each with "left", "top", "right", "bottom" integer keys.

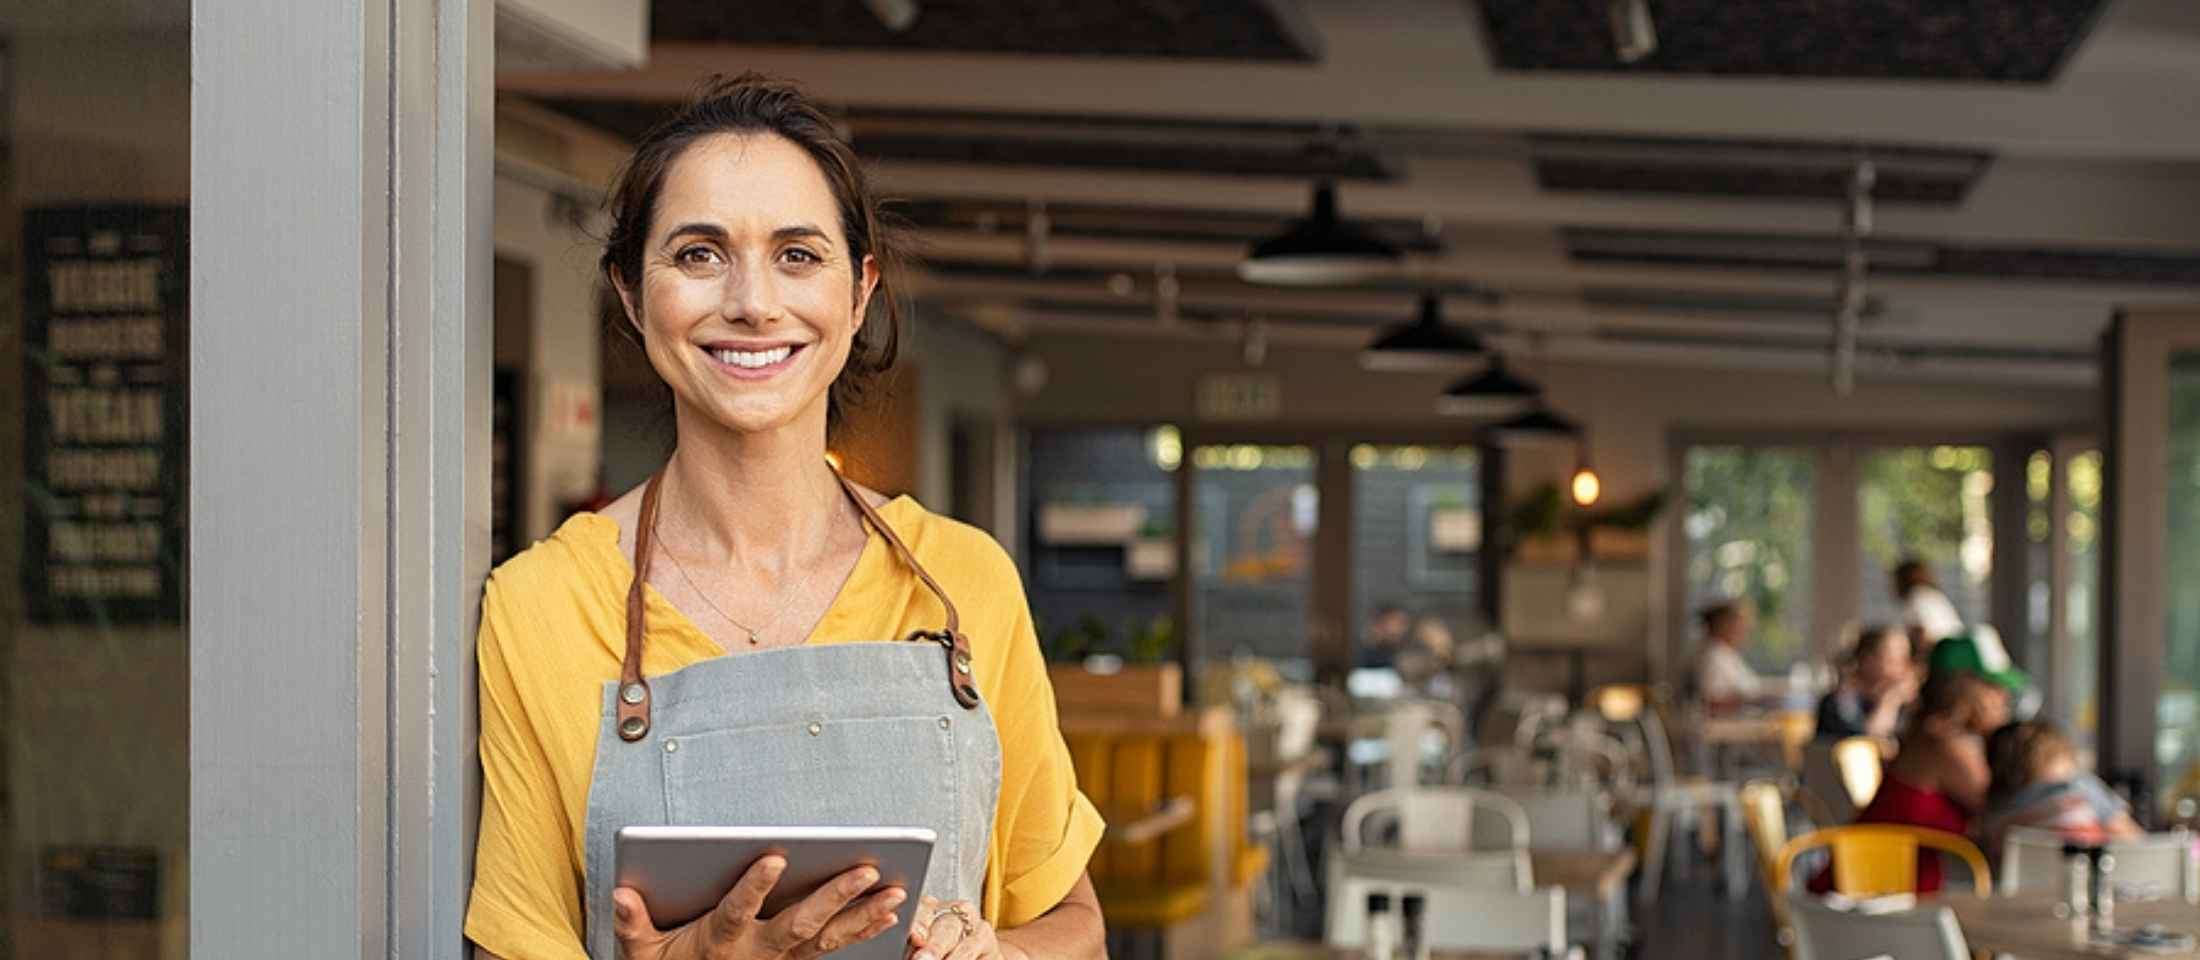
[{"left": 6, "top": 0, "right": 2200, "bottom": 957}]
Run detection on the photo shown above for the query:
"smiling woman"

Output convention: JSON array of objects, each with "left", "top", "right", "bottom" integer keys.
[{"left": 466, "top": 75, "right": 1105, "bottom": 960}]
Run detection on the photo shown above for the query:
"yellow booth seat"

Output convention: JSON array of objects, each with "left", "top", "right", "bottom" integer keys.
[{"left": 1063, "top": 706, "right": 1265, "bottom": 959}]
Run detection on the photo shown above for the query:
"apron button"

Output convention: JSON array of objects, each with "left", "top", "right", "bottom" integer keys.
[
  {"left": 807, "top": 722, "right": 823, "bottom": 736},
  {"left": 620, "top": 683, "right": 646, "bottom": 705},
  {"left": 938, "top": 717, "right": 951, "bottom": 730},
  {"left": 954, "top": 651, "right": 973, "bottom": 675},
  {"left": 619, "top": 716, "right": 646, "bottom": 739},
  {"left": 663, "top": 739, "right": 678, "bottom": 753}
]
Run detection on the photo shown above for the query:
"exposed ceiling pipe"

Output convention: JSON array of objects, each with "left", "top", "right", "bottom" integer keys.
[{"left": 1832, "top": 158, "right": 1876, "bottom": 396}]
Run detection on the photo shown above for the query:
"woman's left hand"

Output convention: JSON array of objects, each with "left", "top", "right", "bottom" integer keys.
[{"left": 906, "top": 897, "right": 1019, "bottom": 960}]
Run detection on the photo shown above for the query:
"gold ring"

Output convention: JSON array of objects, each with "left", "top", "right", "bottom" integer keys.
[{"left": 928, "top": 902, "right": 975, "bottom": 940}]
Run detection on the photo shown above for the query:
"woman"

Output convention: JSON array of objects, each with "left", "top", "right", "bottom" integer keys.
[
  {"left": 466, "top": 75, "right": 1105, "bottom": 960},
  {"left": 1847, "top": 670, "right": 2008, "bottom": 892},
  {"left": 1893, "top": 558, "right": 1964, "bottom": 653},
  {"left": 1814, "top": 625, "right": 1918, "bottom": 741}
]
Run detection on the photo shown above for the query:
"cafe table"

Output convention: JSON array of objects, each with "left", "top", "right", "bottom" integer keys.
[
  {"left": 1934, "top": 894, "right": 2200, "bottom": 959},
  {"left": 1698, "top": 710, "right": 1815, "bottom": 774}
]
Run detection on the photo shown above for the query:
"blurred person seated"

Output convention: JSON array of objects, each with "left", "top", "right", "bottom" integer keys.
[
  {"left": 1830, "top": 670, "right": 2009, "bottom": 893},
  {"left": 1815, "top": 624, "right": 1920, "bottom": 740},
  {"left": 1693, "top": 601, "right": 1779, "bottom": 714},
  {"left": 1975, "top": 719, "right": 2140, "bottom": 866},
  {"left": 1894, "top": 556, "right": 1965, "bottom": 653},
  {"left": 1355, "top": 601, "right": 1412, "bottom": 670},
  {"left": 1928, "top": 627, "right": 2041, "bottom": 722}
]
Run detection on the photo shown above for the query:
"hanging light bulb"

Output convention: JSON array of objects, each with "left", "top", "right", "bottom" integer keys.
[{"left": 1571, "top": 463, "right": 1602, "bottom": 507}]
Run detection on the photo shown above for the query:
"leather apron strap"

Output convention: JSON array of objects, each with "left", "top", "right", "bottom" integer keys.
[{"left": 616, "top": 467, "right": 979, "bottom": 743}]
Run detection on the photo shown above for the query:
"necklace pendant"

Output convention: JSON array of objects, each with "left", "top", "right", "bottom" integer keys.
[{"left": 746, "top": 629, "right": 759, "bottom": 646}]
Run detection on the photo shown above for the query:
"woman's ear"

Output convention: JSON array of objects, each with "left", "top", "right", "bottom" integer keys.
[
  {"left": 851, "top": 254, "right": 880, "bottom": 333},
  {"left": 610, "top": 269, "right": 644, "bottom": 339}
]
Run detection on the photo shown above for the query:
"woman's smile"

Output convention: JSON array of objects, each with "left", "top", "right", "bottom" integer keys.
[{"left": 699, "top": 340, "right": 808, "bottom": 381}]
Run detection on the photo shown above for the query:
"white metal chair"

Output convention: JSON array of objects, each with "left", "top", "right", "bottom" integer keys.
[
  {"left": 1328, "top": 881, "right": 1580, "bottom": 958},
  {"left": 1596, "top": 690, "right": 1744, "bottom": 901},
  {"left": 1999, "top": 826, "right": 2200, "bottom": 902},
  {"left": 1341, "top": 785, "right": 1530, "bottom": 854},
  {"left": 1496, "top": 785, "right": 1623, "bottom": 852},
  {"left": 1786, "top": 893, "right": 1969, "bottom": 960}
]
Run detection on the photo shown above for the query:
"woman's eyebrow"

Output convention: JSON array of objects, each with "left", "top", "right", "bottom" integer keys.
[
  {"left": 773, "top": 223, "right": 831, "bottom": 245},
  {"left": 663, "top": 222, "right": 728, "bottom": 243}
]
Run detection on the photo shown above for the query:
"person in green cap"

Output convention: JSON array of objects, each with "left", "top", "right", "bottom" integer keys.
[{"left": 1929, "top": 625, "right": 2039, "bottom": 721}]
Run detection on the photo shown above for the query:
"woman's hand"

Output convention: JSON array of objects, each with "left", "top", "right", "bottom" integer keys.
[
  {"left": 905, "top": 897, "right": 1017, "bottom": 960},
  {"left": 613, "top": 855, "right": 906, "bottom": 960}
]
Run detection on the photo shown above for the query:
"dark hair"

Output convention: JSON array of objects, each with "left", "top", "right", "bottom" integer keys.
[
  {"left": 598, "top": 73, "right": 903, "bottom": 430},
  {"left": 1894, "top": 558, "right": 1931, "bottom": 594},
  {"left": 1699, "top": 603, "right": 1738, "bottom": 632},
  {"left": 1986, "top": 720, "right": 2076, "bottom": 804},
  {"left": 1850, "top": 624, "right": 1903, "bottom": 665},
  {"left": 1910, "top": 669, "right": 1995, "bottom": 737}
]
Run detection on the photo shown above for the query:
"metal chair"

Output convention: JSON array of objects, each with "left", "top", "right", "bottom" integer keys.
[
  {"left": 1774, "top": 825, "right": 1991, "bottom": 898},
  {"left": 1327, "top": 881, "right": 1580, "bottom": 958},
  {"left": 1999, "top": 826, "right": 2199, "bottom": 902},
  {"left": 1738, "top": 780, "right": 1797, "bottom": 954},
  {"left": 1591, "top": 683, "right": 1744, "bottom": 900},
  {"left": 1786, "top": 893, "right": 1970, "bottom": 960}
]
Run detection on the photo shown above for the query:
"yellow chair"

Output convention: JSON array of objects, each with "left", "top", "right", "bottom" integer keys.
[
  {"left": 1773, "top": 825, "right": 1991, "bottom": 899},
  {"left": 1831, "top": 736, "right": 1884, "bottom": 809},
  {"left": 1738, "top": 781, "right": 1794, "bottom": 953}
]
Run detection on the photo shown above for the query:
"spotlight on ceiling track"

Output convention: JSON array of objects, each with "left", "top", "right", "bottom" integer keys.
[{"left": 1609, "top": 0, "right": 1657, "bottom": 64}]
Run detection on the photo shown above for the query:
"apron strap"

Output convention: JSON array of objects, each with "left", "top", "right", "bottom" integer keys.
[
  {"left": 617, "top": 465, "right": 980, "bottom": 742},
  {"left": 615, "top": 470, "right": 667, "bottom": 741},
  {"left": 829, "top": 469, "right": 983, "bottom": 710}
]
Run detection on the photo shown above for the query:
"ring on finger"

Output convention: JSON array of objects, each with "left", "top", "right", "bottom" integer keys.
[{"left": 926, "top": 902, "right": 975, "bottom": 941}]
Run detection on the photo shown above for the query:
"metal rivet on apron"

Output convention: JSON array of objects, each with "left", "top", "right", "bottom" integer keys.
[
  {"left": 619, "top": 716, "right": 646, "bottom": 739},
  {"left": 663, "top": 739, "right": 678, "bottom": 753},
  {"left": 954, "top": 651, "right": 973, "bottom": 675},
  {"left": 807, "top": 721, "right": 824, "bottom": 736},
  {"left": 938, "top": 716, "right": 951, "bottom": 730},
  {"left": 620, "top": 683, "right": 646, "bottom": 705}
]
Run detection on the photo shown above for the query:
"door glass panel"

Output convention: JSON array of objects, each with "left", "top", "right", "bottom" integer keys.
[{"left": 5, "top": 8, "right": 193, "bottom": 956}]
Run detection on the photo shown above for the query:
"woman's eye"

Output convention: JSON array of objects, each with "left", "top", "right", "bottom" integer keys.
[
  {"left": 782, "top": 247, "right": 821, "bottom": 266},
  {"left": 676, "top": 246, "right": 722, "bottom": 266}
]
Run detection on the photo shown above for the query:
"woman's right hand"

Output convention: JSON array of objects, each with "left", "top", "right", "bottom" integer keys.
[{"left": 612, "top": 855, "right": 907, "bottom": 960}]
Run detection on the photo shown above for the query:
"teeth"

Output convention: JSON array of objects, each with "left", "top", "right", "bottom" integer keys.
[{"left": 712, "top": 346, "right": 792, "bottom": 369}]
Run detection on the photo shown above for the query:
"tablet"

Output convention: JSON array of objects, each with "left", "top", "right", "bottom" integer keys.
[{"left": 614, "top": 825, "right": 934, "bottom": 958}]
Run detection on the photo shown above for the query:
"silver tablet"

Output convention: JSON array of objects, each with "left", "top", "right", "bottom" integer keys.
[{"left": 614, "top": 825, "right": 935, "bottom": 958}]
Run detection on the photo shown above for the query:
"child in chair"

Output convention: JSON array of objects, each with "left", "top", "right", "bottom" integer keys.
[{"left": 1975, "top": 720, "right": 2141, "bottom": 865}]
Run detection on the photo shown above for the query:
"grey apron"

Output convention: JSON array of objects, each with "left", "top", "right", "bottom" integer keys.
[{"left": 581, "top": 471, "right": 1002, "bottom": 959}]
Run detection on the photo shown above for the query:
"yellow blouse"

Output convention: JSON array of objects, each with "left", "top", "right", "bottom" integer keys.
[{"left": 465, "top": 498, "right": 1104, "bottom": 960}]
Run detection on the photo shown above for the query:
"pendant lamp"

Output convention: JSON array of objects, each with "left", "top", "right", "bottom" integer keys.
[
  {"left": 1240, "top": 181, "right": 1401, "bottom": 286},
  {"left": 1361, "top": 293, "right": 1485, "bottom": 371},
  {"left": 1436, "top": 354, "right": 1542, "bottom": 416}
]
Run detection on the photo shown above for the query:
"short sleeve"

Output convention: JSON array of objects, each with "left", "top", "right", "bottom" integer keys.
[
  {"left": 465, "top": 579, "right": 591, "bottom": 960},
  {"left": 985, "top": 577, "right": 1105, "bottom": 928}
]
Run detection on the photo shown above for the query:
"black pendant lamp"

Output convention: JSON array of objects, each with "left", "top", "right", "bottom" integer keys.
[
  {"left": 1436, "top": 354, "right": 1541, "bottom": 416},
  {"left": 1484, "top": 404, "right": 1581, "bottom": 446},
  {"left": 1240, "top": 181, "right": 1402, "bottom": 286},
  {"left": 1361, "top": 293, "right": 1485, "bottom": 371}
]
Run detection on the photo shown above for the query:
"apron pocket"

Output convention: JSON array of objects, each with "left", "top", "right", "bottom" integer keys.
[{"left": 662, "top": 715, "right": 960, "bottom": 832}]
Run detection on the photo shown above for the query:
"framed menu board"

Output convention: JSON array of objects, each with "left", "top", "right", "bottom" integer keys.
[{"left": 21, "top": 206, "right": 187, "bottom": 624}]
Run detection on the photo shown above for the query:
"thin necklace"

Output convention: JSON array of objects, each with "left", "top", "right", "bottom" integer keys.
[{"left": 651, "top": 510, "right": 796, "bottom": 646}]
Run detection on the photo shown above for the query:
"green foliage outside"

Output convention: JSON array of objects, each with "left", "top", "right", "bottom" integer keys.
[{"left": 1684, "top": 447, "right": 1814, "bottom": 671}]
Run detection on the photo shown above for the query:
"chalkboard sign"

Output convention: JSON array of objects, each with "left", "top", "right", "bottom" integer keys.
[
  {"left": 39, "top": 845, "right": 161, "bottom": 920},
  {"left": 21, "top": 206, "right": 188, "bottom": 624}
]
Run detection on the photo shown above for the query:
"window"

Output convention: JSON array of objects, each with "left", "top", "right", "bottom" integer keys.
[
  {"left": 1858, "top": 445, "right": 1994, "bottom": 631},
  {"left": 1683, "top": 447, "right": 1816, "bottom": 672},
  {"left": 1350, "top": 445, "right": 1483, "bottom": 664}
]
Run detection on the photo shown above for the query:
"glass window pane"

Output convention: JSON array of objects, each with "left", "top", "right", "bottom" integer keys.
[
  {"left": 1683, "top": 447, "right": 1815, "bottom": 673},
  {"left": 1190, "top": 444, "right": 1316, "bottom": 678},
  {"left": 1858, "top": 445, "right": 1994, "bottom": 632},
  {"left": 1021, "top": 427, "right": 1178, "bottom": 665},
  {"left": 5, "top": 11, "right": 192, "bottom": 955},
  {"left": 2067, "top": 449, "right": 2102, "bottom": 753},
  {"left": 1350, "top": 444, "right": 1481, "bottom": 669},
  {"left": 2160, "top": 357, "right": 2200, "bottom": 785}
]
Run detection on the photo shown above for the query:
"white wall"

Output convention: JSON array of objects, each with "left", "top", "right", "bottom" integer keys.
[
  {"left": 908, "top": 309, "right": 1012, "bottom": 512},
  {"left": 493, "top": 173, "right": 604, "bottom": 542}
]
